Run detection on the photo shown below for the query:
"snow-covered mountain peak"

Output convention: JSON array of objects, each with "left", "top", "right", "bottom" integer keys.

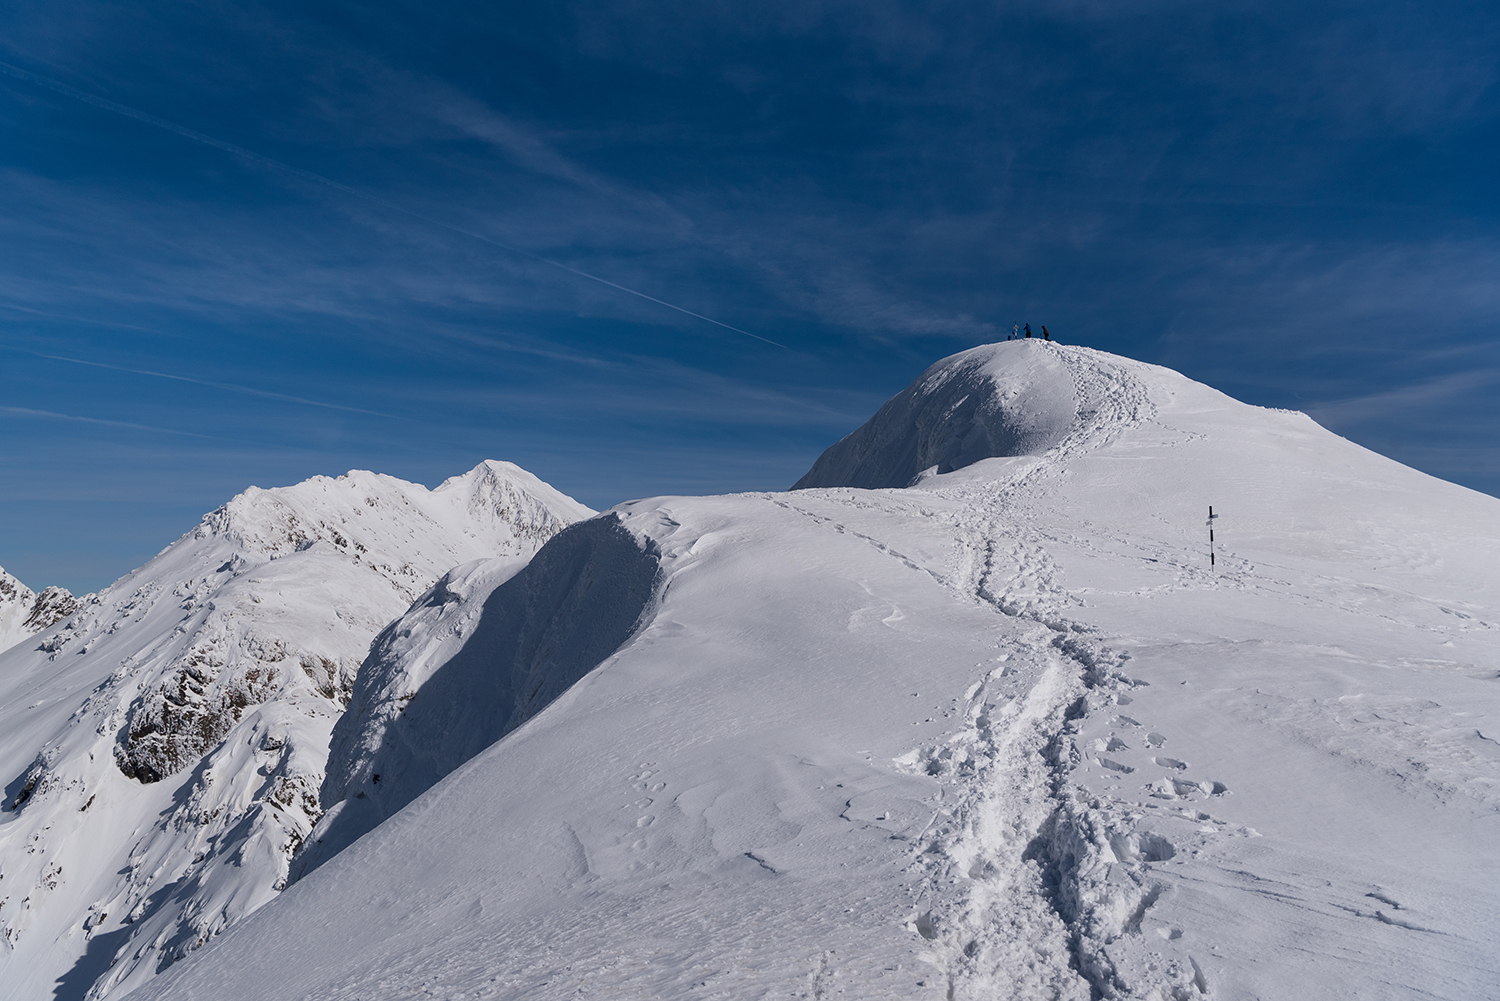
[
  {"left": 0, "top": 461, "right": 592, "bottom": 1001},
  {"left": 0, "top": 565, "right": 29, "bottom": 607},
  {"left": 0, "top": 567, "right": 36, "bottom": 653},
  {"left": 196, "top": 461, "right": 591, "bottom": 564},
  {"left": 795, "top": 341, "right": 1176, "bottom": 489},
  {"left": 434, "top": 459, "right": 596, "bottom": 545}
]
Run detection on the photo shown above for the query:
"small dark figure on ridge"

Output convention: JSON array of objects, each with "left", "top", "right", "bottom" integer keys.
[
  {"left": 1024, "top": 323, "right": 1031, "bottom": 338},
  {"left": 1042, "top": 325, "right": 1050, "bottom": 341}
]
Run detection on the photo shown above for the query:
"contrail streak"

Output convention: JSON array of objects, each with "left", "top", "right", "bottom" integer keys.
[
  {"left": 29, "top": 351, "right": 402, "bottom": 419},
  {"left": 0, "top": 301, "right": 157, "bottom": 334},
  {"left": 0, "top": 405, "right": 220, "bottom": 440},
  {"left": 0, "top": 60, "right": 786, "bottom": 349}
]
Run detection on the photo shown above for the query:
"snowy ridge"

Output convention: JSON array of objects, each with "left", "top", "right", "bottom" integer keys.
[
  {"left": 881, "top": 349, "right": 1200, "bottom": 995},
  {"left": 292, "top": 515, "right": 663, "bottom": 878},
  {"left": 0, "top": 566, "right": 78, "bottom": 656},
  {"left": 199, "top": 460, "right": 582, "bottom": 561},
  {"left": 63, "top": 343, "right": 1500, "bottom": 1000},
  {"left": 0, "top": 461, "right": 591, "bottom": 1001}
]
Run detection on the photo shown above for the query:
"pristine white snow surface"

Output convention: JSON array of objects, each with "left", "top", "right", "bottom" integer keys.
[
  {"left": 0, "top": 461, "right": 592, "bottom": 1001},
  {"left": 12, "top": 342, "right": 1500, "bottom": 1001}
]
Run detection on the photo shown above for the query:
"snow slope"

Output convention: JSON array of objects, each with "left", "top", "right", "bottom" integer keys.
[
  {"left": 292, "top": 514, "right": 666, "bottom": 879},
  {"left": 0, "top": 567, "right": 78, "bottom": 656},
  {"left": 0, "top": 461, "right": 591, "bottom": 1001},
  {"left": 131, "top": 342, "right": 1500, "bottom": 1001}
]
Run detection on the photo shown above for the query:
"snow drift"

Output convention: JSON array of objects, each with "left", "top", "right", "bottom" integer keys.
[
  {"left": 294, "top": 514, "right": 663, "bottom": 877},
  {"left": 0, "top": 460, "right": 590, "bottom": 1001}
]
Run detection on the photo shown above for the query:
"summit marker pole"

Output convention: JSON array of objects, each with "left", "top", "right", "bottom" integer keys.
[{"left": 1208, "top": 506, "right": 1217, "bottom": 568}]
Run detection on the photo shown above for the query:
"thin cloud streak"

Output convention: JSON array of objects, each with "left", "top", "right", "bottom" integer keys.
[
  {"left": 2, "top": 0, "right": 1497, "bottom": 592},
  {"left": 1307, "top": 367, "right": 1500, "bottom": 429},
  {"left": 0, "top": 300, "right": 159, "bottom": 334},
  {"left": 27, "top": 351, "right": 403, "bottom": 419},
  {"left": 0, "top": 59, "right": 786, "bottom": 350},
  {"left": 0, "top": 404, "right": 221, "bottom": 440}
]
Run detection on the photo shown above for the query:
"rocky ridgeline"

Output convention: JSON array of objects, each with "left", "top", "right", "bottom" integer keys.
[{"left": 0, "top": 565, "right": 79, "bottom": 654}]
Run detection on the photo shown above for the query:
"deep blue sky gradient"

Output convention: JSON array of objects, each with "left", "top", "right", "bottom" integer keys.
[{"left": 2, "top": 0, "right": 1497, "bottom": 592}]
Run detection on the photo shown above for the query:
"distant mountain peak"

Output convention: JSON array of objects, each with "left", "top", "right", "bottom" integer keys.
[
  {"left": 0, "top": 461, "right": 593, "bottom": 1001},
  {"left": 435, "top": 459, "right": 595, "bottom": 544},
  {"left": 193, "top": 462, "right": 591, "bottom": 564}
]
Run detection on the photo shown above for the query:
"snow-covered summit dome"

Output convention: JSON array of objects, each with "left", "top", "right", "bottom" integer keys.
[{"left": 795, "top": 340, "right": 1168, "bottom": 489}]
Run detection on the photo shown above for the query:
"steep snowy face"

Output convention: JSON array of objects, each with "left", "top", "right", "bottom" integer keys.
[
  {"left": 794, "top": 340, "right": 1085, "bottom": 489},
  {"left": 132, "top": 344, "right": 1499, "bottom": 1001},
  {"left": 292, "top": 515, "right": 663, "bottom": 879},
  {"left": 0, "top": 461, "right": 591, "bottom": 1001},
  {"left": 0, "top": 566, "right": 78, "bottom": 655}
]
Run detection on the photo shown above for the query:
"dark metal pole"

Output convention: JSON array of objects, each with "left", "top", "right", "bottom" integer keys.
[{"left": 1208, "top": 506, "right": 1216, "bottom": 567}]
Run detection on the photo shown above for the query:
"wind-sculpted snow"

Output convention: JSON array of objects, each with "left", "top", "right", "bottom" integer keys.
[
  {"left": 0, "top": 460, "right": 590, "bottom": 1001},
  {"left": 294, "top": 514, "right": 663, "bottom": 878},
  {"left": 61, "top": 344, "right": 1500, "bottom": 1001},
  {"left": 795, "top": 340, "right": 1085, "bottom": 489}
]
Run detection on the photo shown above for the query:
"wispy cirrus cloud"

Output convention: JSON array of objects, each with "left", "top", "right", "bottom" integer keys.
[
  {"left": 2, "top": 0, "right": 1498, "bottom": 594},
  {"left": 0, "top": 404, "right": 221, "bottom": 439},
  {"left": 19, "top": 350, "right": 402, "bottom": 418},
  {"left": 1308, "top": 367, "right": 1500, "bottom": 428}
]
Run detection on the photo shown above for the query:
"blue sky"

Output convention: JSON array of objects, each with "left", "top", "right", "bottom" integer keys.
[{"left": 2, "top": 0, "right": 1497, "bottom": 593}]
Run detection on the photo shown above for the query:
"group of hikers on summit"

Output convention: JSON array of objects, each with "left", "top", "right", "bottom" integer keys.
[{"left": 1008, "top": 323, "right": 1051, "bottom": 341}]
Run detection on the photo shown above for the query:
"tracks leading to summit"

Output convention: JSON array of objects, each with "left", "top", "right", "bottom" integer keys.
[
  {"left": 905, "top": 349, "right": 1219, "bottom": 1000},
  {"left": 786, "top": 347, "right": 1208, "bottom": 999},
  {"left": 778, "top": 347, "right": 1221, "bottom": 998}
]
